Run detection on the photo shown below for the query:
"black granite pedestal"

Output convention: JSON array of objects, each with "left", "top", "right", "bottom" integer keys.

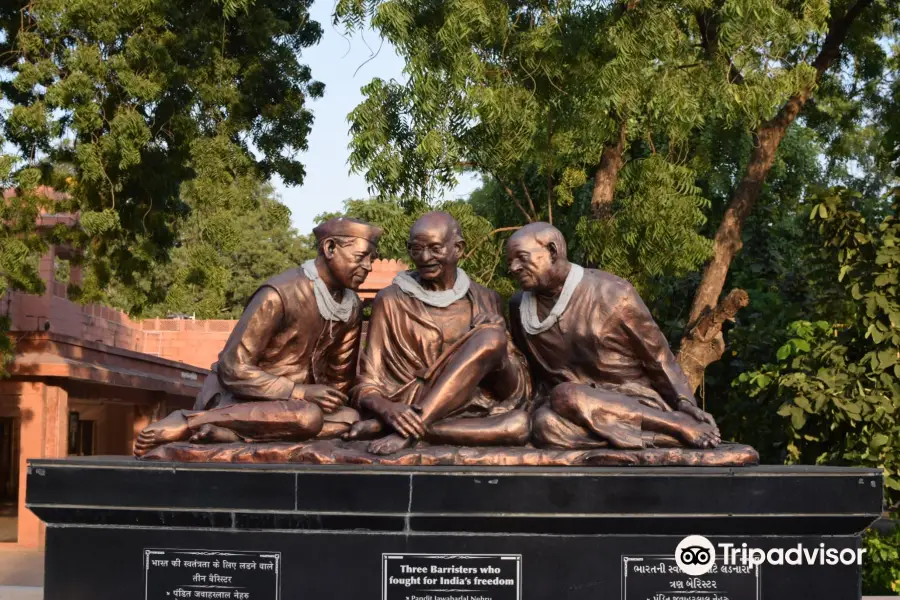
[{"left": 27, "top": 458, "right": 882, "bottom": 600}]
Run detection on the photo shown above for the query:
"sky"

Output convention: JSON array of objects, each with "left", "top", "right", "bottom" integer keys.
[{"left": 275, "top": 1, "right": 481, "bottom": 233}]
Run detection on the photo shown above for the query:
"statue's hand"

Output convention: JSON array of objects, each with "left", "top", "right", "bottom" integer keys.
[
  {"left": 678, "top": 400, "right": 718, "bottom": 428},
  {"left": 294, "top": 385, "right": 346, "bottom": 414},
  {"left": 380, "top": 403, "right": 426, "bottom": 439}
]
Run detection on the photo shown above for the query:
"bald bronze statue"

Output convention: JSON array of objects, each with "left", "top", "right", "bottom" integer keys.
[
  {"left": 134, "top": 218, "right": 382, "bottom": 457},
  {"left": 506, "top": 222, "right": 721, "bottom": 451},
  {"left": 345, "top": 211, "right": 532, "bottom": 455}
]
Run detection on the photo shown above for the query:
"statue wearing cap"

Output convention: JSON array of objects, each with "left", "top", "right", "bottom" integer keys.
[{"left": 134, "top": 218, "right": 382, "bottom": 457}]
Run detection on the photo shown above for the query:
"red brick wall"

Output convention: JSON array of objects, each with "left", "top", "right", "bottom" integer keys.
[
  {"left": 7, "top": 245, "right": 235, "bottom": 368},
  {"left": 359, "top": 259, "right": 406, "bottom": 299},
  {"left": 9, "top": 276, "right": 150, "bottom": 354},
  {"left": 139, "top": 319, "right": 234, "bottom": 369}
]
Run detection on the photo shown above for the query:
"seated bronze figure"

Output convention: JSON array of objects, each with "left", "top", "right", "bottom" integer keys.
[
  {"left": 133, "top": 217, "right": 381, "bottom": 457},
  {"left": 506, "top": 222, "right": 721, "bottom": 450},
  {"left": 345, "top": 211, "right": 532, "bottom": 455}
]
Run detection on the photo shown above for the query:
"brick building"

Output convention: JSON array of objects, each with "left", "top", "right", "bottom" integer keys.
[{"left": 1, "top": 219, "right": 405, "bottom": 548}]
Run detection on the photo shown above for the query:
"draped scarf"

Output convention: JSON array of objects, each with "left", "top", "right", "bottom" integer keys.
[{"left": 519, "top": 263, "right": 584, "bottom": 335}]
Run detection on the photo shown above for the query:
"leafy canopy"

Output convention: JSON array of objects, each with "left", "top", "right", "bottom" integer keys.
[
  {"left": 334, "top": 0, "right": 859, "bottom": 292},
  {"left": 0, "top": 0, "right": 325, "bottom": 368}
]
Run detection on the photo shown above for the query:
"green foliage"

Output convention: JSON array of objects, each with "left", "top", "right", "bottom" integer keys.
[
  {"left": 734, "top": 188, "right": 900, "bottom": 511},
  {"left": 576, "top": 157, "right": 713, "bottom": 296},
  {"left": 863, "top": 525, "right": 900, "bottom": 595},
  {"left": 78, "top": 185, "right": 315, "bottom": 319},
  {"left": 466, "top": 159, "right": 714, "bottom": 299},
  {"left": 335, "top": 0, "right": 888, "bottom": 309},
  {"left": 0, "top": 0, "right": 324, "bottom": 368},
  {"left": 337, "top": 0, "right": 834, "bottom": 202}
]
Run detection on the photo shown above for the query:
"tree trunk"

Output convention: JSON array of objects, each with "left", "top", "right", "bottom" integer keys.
[
  {"left": 591, "top": 122, "right": 626, "bottom": 219},
  {"left": 677, "top": 289, "right": 749, "bottom": 392},
  {"left": 685, "top": 109, "right": 796, "bottom": 326},
  {"left": 677, "top": 0, "right": 875, "bottom": 391}
]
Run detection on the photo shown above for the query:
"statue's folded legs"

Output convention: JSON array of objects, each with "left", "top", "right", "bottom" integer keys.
[{"left": 134, "top": 402, "right": 360, "bottom": 454}]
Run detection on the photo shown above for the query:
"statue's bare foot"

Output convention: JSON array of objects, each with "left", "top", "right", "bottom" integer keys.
[
  {"left": 343, "top": 418, "right": 384, "bottom": 441},
  {"left": 318, "top": 421, "right": 351, "bottom": 440},
  {"left": 134, "top": 411, "right": 191, "bottom": 457},
  {"left": 189, "top": 424, "right": 241, "bottom": 444},
  {"left": 677, "top": 417, "right": 721, "bottom": 449},
  {"left": 368, "top": 433, "right": 415, "bottom": 455}
]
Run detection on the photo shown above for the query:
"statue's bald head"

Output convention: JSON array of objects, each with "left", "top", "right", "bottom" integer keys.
[
  {"left": 506, "top": 222, "right": 570, "bottom": 292},
  {"left": 407, "top": 211, "right": 465, "bottom": 285},
  {"left": 409, "top": 211, "right": 464, "bottom": 245},
  {"left": 508, "top": 222, "right": 568, "bottom": 260}
]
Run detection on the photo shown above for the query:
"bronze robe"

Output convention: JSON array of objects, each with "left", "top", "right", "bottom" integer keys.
[
  {"left": 194, "top": 267, "right": 361, "bottom": 411},
  {"left": 353, "top": 280, "right": 531, "bottom": 415},
  {"left": 510, "top": 269, "right": 696, "bottom": 446}
]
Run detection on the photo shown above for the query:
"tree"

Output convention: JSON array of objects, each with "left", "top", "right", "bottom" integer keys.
[
  {"left": 336, "top": 0, "right": 738, "bottom": 298},
  {"left": 733, "top": 188, "right": 900, "bottom": 511},
  {"left": 79, "top": 185, "right": 316, "bottom": 319},
  {"left": 679, "top": 0, "right": 898, "bottom": 388},
  {"left": 337, "top": 0, "right": 897, "bottom": 385},
  {"left": 0, "top": 0, "right": 325, "bottom": 370}
]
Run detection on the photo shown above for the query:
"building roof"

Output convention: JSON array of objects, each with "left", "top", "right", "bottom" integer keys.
[{"left": 358, "top": 259, "right": 407, "bottom": 299}]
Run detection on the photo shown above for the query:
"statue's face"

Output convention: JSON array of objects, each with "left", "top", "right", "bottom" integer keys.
[
  {"left": 506, "top": 235, "right": 555, "bottom": 291},
  {"left": 324, "top": 238, "right": 377, "bottom": 290},
  {"left": 407, "top": 222, "right": 461, "bottom": 283}
]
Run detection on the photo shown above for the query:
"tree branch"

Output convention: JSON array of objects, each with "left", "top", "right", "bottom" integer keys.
[
  {"left": 682, "top": 0, "right": 877, "bottom": 381},
  {"left": 812, "top": 0, "right": 874, "bottom": 79},
  {"left": 495, "top": 174, "right": 534, "bottom": 223},
  {"left": 676, "top": 288, "right": 750, "bottom": 392},
  {"left": 546, "top": 118, "right": 554, "bottom": 225},
  {"left": 687, "top": 288, "right": 750, "bottom": 344},
  {"left": 520, "top": 179, "right": 537, "bottom": 220},
  {"left": 695, "top": 8, "right": 745, "bottom": 85},
  {"left": 547, "top": 189, "right": 553, "bottom": 225},
  {"left": 464, "top": 226, "right": 522, "bottom": 260},
  {"left": 590, "top": 121, "right": 627, "bottom": 219}
]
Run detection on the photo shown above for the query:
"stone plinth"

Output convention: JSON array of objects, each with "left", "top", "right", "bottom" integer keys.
[{"left": 27, "top": 458, "right": 882, "bottom": 600}]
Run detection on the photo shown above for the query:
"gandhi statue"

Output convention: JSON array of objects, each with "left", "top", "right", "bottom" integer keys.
[
  {"left": 506, "top": 222, "right": 721, "bottom": 450},
  {"left": 134, "top": 217, "right": 382, "bottom": 457},
  {"left": 345, "top": 212, "right": 532, "bottom": 455}
]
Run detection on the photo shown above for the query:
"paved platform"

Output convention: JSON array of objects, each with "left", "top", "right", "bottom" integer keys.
[
  {"left": 0, "top": 587, "right": 41, "bottom": 600},
  {"left": 0, "top": 551, "right": 41, "bottom": 587},
  {"left": 0, "top": 549, "right": 42, "bottom": 600}
]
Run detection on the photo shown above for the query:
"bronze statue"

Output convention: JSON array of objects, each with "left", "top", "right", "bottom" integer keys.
[
  {"left": 344, "top": 212, "right": 532, "bottom": 455},
  {"left": 133, "top": 218, "right": 382, "bottom": 457},
  {"left": 506, "top": 222, "right": 722, "bottom": 450},
  {"left": 136, "top": 215, "right": 757, "bottom": 467}
]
